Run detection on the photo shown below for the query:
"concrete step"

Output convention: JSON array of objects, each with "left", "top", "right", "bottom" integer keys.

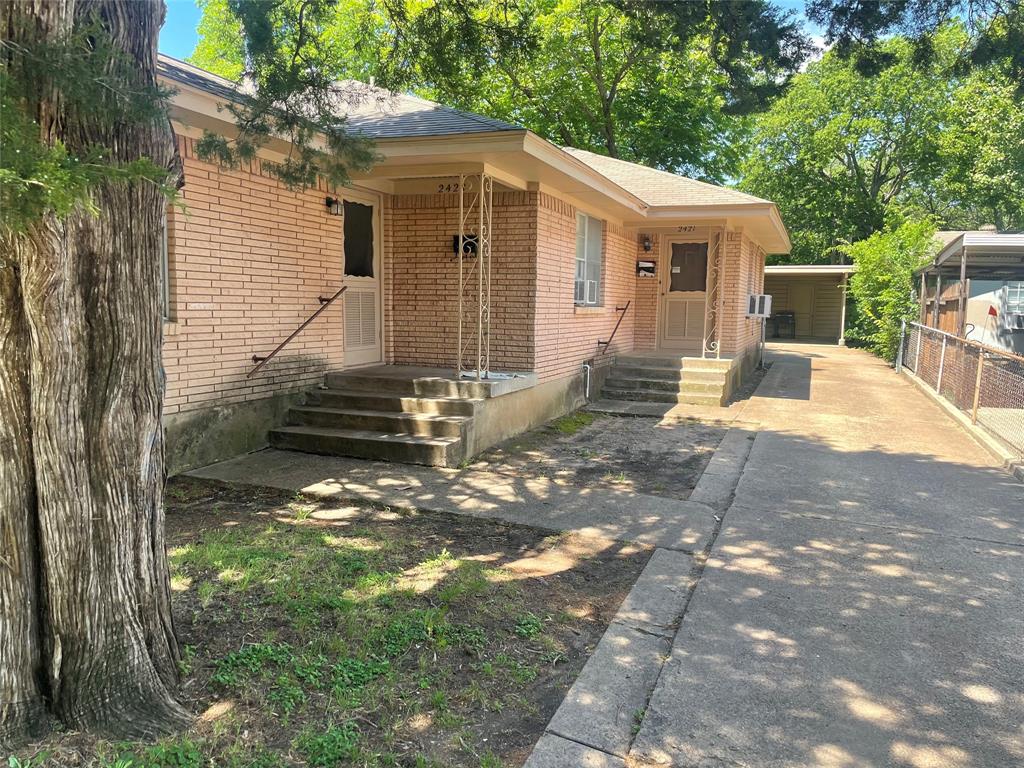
[
  {"left": 678, "top": 392, "right": 725, "bottom": 407},
  {"left": 678, "top": 381, "right": 727, "bottom": 395},
  {"left": 601, "top": 386, "right": 679, "bottom": 404},
  {"left": 682, "top": 359, "right": 734, "bottom": 373},
  {"left": 269, "top": 426, "right": 461, "bottom": 467},
  {"left": 615, "top": 355, "right": 687, "bottom": 369},
  {"left": 604, "top": 376, "right": 684, "bottom": 393},
  {"left": 680, "top": 369, "right": 730, "bottom": 384},
  {"left": 306, "top": 389, "right": 480, "bottom": 417},
  {"left": 288, "top": 406, "right": 469, "bottom": 438},
  {"left": 610, "top": 365, "right": 683, "bottom": 381},
  {"left": 324, "top": 372, "right": 491, "bottom": 399}
]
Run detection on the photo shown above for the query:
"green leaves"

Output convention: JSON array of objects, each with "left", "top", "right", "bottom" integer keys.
[
  {"left": 740, "top": 23, "right": 1024, "bottom": 263},
  {"left": 0, "top": 21, "right": 173, "bottom": 232},
  {"left": 191, "top": 0, "right": 810, "bottom": 182},
  {"left": 843, "top": 218, "right": 937, "bottom": 361}
]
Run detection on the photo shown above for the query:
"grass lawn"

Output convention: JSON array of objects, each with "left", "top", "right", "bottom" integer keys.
[{"left": 14, "top": 477, "right": 648, "bottom": 768}]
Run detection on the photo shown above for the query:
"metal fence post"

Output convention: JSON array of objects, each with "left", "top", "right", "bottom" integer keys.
[
  {"left": 895, "top": 320, "right": 906, "bottom": 372},
  {"left": 971, "top": 349, "right": 984, "bottom": 423},
  {"left": 936, "top": 335, "right": 947, "bottom": 393},
  {"left": 914, "top": 324, "right": 922, "bottom": 374}
]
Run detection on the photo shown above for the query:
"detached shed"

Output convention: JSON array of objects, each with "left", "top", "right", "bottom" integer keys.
[{"left": 764, "top": 264, "right": 855, "bottom": 345}]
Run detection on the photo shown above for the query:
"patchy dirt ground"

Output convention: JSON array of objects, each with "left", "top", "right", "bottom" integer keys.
[
  {"left": 12, "top": 477, "right": 648, "bottom": 768},
  {"left": 470, "top": 412, "right": 728, "bottom": 500}
]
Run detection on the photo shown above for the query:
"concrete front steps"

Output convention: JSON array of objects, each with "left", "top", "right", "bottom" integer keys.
[
  {"left": 268, "top": 366, "right": 535, "bottom": 467},
  {"left": 600, "top": 354, "right": 733, "bottom": 407}
]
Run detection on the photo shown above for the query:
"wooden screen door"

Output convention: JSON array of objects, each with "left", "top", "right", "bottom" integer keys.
[
  {"left": 658, "top": 239, "right": 709, "bottom": 352},
  {"left": 342, "top": 191, "right": 383, "bottom": 367}
]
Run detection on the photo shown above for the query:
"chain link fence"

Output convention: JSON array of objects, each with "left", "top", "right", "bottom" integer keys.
[{"left": 901, "top": 322, "right": 1024, "bottom": 457}]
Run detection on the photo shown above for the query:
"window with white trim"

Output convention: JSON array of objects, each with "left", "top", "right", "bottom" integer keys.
[
  {"left": 574, "top": 212, "right": 603, "bottom": 306},
  {"left": 1007, "top": 281, "right": 1024, "bottom": 314}
]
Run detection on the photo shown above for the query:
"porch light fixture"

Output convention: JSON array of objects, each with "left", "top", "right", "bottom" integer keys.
[
  {"left": 642, "top": 235, "right": 652, "bottom": 252},
  {"left": 325, "top": 196, "right": 342, "bottom": 215}
]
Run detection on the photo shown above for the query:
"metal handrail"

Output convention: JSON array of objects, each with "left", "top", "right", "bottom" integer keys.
[
  {"left": 597, "top": 301, "right": 631, "bottom": 352},
  {"left": 247, "top": 285, "right": 348, "bottom": 378}
]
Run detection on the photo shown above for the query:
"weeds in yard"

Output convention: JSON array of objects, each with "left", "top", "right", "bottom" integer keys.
[
  {"left": 550, "top": 410, "right": 596, "bottom": 435},
  {"left": 20, "top": 478, "right": 643, "bottom": 768},
  {"left": 295, "top": 723, "right": 360, "bottom": 766},
  {"left": 513, "top": 612, "right": 544, "bottom": 638}
]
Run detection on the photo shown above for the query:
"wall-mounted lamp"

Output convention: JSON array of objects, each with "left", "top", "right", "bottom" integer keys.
[
  {"left": 642, "top": 235, "right": 652, "bottom": 252},
  {"left": 325, "top": 196, "right": 343, "bottom": 215}
]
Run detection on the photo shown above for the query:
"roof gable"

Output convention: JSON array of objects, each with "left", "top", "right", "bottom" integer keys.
[{"left": 560, "top": 147, "right": 770, "bottom": 208}]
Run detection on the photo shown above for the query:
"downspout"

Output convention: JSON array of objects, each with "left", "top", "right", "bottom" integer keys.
[{"left": 581, "top": 363, "right": 591, "bottom": 400}]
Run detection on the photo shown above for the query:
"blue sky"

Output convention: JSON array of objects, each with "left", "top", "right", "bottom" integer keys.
[
  {"left": 160, "top": 0, "right": 201, "bottom": 60},
  {"left": 159, "top": 0, "right": 822, "bottom": 62}
]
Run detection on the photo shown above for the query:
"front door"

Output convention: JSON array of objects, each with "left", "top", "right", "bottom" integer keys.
[
  {"left": 658, "top": 239, "right": 708, "bottom": 352},
  {"left": 342, "top": 191, "right": 383, "bottom": 367}
]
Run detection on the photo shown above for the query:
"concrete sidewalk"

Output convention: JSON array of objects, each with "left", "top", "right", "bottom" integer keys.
[
  {"left": 188, "top": 444, "right": 722, "bottom": 552},
  {"left": 629, "top": 344, "right": 1024, "bottom": 767}
]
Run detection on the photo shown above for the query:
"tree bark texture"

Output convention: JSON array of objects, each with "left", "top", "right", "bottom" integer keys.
[{"left": 1, "top": 0, "right": 187, "bottom": 744}]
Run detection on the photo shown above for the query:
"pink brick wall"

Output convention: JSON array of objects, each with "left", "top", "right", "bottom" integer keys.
[
  {"left": 630, "top": 230, "right": 764, "bottom": 359},
  {"left": 633, "top": 233, "right": 661, "bottom": 351},
  {"left": 163, "top": 143, "right": 765, "bottom": 416},
  {"left": 163, "top": 138, "right": 346, "bottom": 416},
  {"left": 386, "top": 190, "right": 537, "bottom": 373},
  {"left": 720, "top": 232, "right": 766, "bottom": 358},
  {"left": 534, "top": 193, "right": 638, "bottom": 382}
]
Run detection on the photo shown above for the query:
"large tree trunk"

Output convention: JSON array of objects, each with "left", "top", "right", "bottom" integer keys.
[{"left": 0, "top": 0, "right": 187, "bottom": 744}]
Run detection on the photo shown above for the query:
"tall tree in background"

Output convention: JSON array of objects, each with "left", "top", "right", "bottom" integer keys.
[
  {"left": 740, "top": 30, "right": 958, "bottom": 263},
  {"left": 808, "top": 0, "right": 1024, "bottom": 87},
  {"left": 0, "top": 0, "right": 375, "bottom": 745},
  {"left": 192, "top": 0, "right": 810, "bottom": 181}
]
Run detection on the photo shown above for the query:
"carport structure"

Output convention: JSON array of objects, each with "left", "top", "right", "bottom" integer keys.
[{"left": 764, "top": 264, "right": 854, "bottom": 345}]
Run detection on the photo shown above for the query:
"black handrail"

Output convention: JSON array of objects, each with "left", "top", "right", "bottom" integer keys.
[
  {"left": 597, "top": 301, "right": 631, "bottom": 352},
  {"left": 247, "top": 285, "right": 348, "bottom": 378}
]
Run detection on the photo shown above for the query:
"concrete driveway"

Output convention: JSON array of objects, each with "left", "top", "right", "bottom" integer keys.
[{"left": 630, "top": 344, "right": 1024, "bottom": 767}]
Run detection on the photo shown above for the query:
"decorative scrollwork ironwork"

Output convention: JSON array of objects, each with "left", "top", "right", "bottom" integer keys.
[
  {"left": 455, "top": 173, "right": 493, "bottom": 380},
  {"left": 702, "top": 231, "right": 724, "bottom": 358}
]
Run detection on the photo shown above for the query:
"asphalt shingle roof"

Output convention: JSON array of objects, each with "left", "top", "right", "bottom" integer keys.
[
  {"left": 561, "top": 147, "right": 771, "bottom": 208},
  {"left": 158, "top": 55, "right": 522, "bottom": 139}
]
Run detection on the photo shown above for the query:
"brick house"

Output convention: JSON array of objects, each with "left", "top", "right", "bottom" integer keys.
[{"left": 158, "top": 56, "right": 790, "bottom": 472}]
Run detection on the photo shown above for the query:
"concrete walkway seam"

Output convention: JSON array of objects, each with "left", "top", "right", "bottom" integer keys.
[{"left": 522, "top": 425, "right": 759, "bottom": 768}]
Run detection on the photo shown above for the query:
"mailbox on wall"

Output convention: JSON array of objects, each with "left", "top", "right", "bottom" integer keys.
[{"left": 637, "top": 260, "right": 656, "bottom": 278}]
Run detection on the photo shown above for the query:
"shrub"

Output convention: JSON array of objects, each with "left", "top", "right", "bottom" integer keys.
[{"left": 843, "top": 219, "right": 937, "bottom": 361}]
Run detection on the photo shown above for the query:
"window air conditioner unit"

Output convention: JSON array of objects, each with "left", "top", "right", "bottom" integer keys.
[{"left": 747, "top": 294, "right": 772, "bottom": 318}]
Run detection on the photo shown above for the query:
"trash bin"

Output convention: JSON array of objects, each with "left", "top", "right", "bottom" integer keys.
[{"left": 772, "top": 311, "right": 796, "bottom": 339}]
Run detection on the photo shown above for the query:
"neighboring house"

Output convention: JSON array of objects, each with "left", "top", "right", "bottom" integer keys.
[
  {"left": 158, "top": 55, "right": 790, "bottom": 472},
  {"left": 917, "top": 230, "right": 1024, "bottom": 355},
  {"left": 763, "top": 264, "right": 855, "bottom": 345}
]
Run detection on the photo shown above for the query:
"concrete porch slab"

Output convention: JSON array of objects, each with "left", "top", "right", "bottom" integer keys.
[
  {"left": 326, "top": 365, "right": 537, "bottom": 397},
  {"left": 187, "top": 449, "right": 719, "bottom": 552}
]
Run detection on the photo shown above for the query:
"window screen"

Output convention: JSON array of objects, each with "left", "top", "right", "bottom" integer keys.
[
  {"left": 343, "top": 200, "right": 374, "bottom": 278},
  {"left": 574, "top": 213, "right": 603, "bottom": 305},
  {"left": 669, "top": 242, "right": 708, "bottom": 293}
]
